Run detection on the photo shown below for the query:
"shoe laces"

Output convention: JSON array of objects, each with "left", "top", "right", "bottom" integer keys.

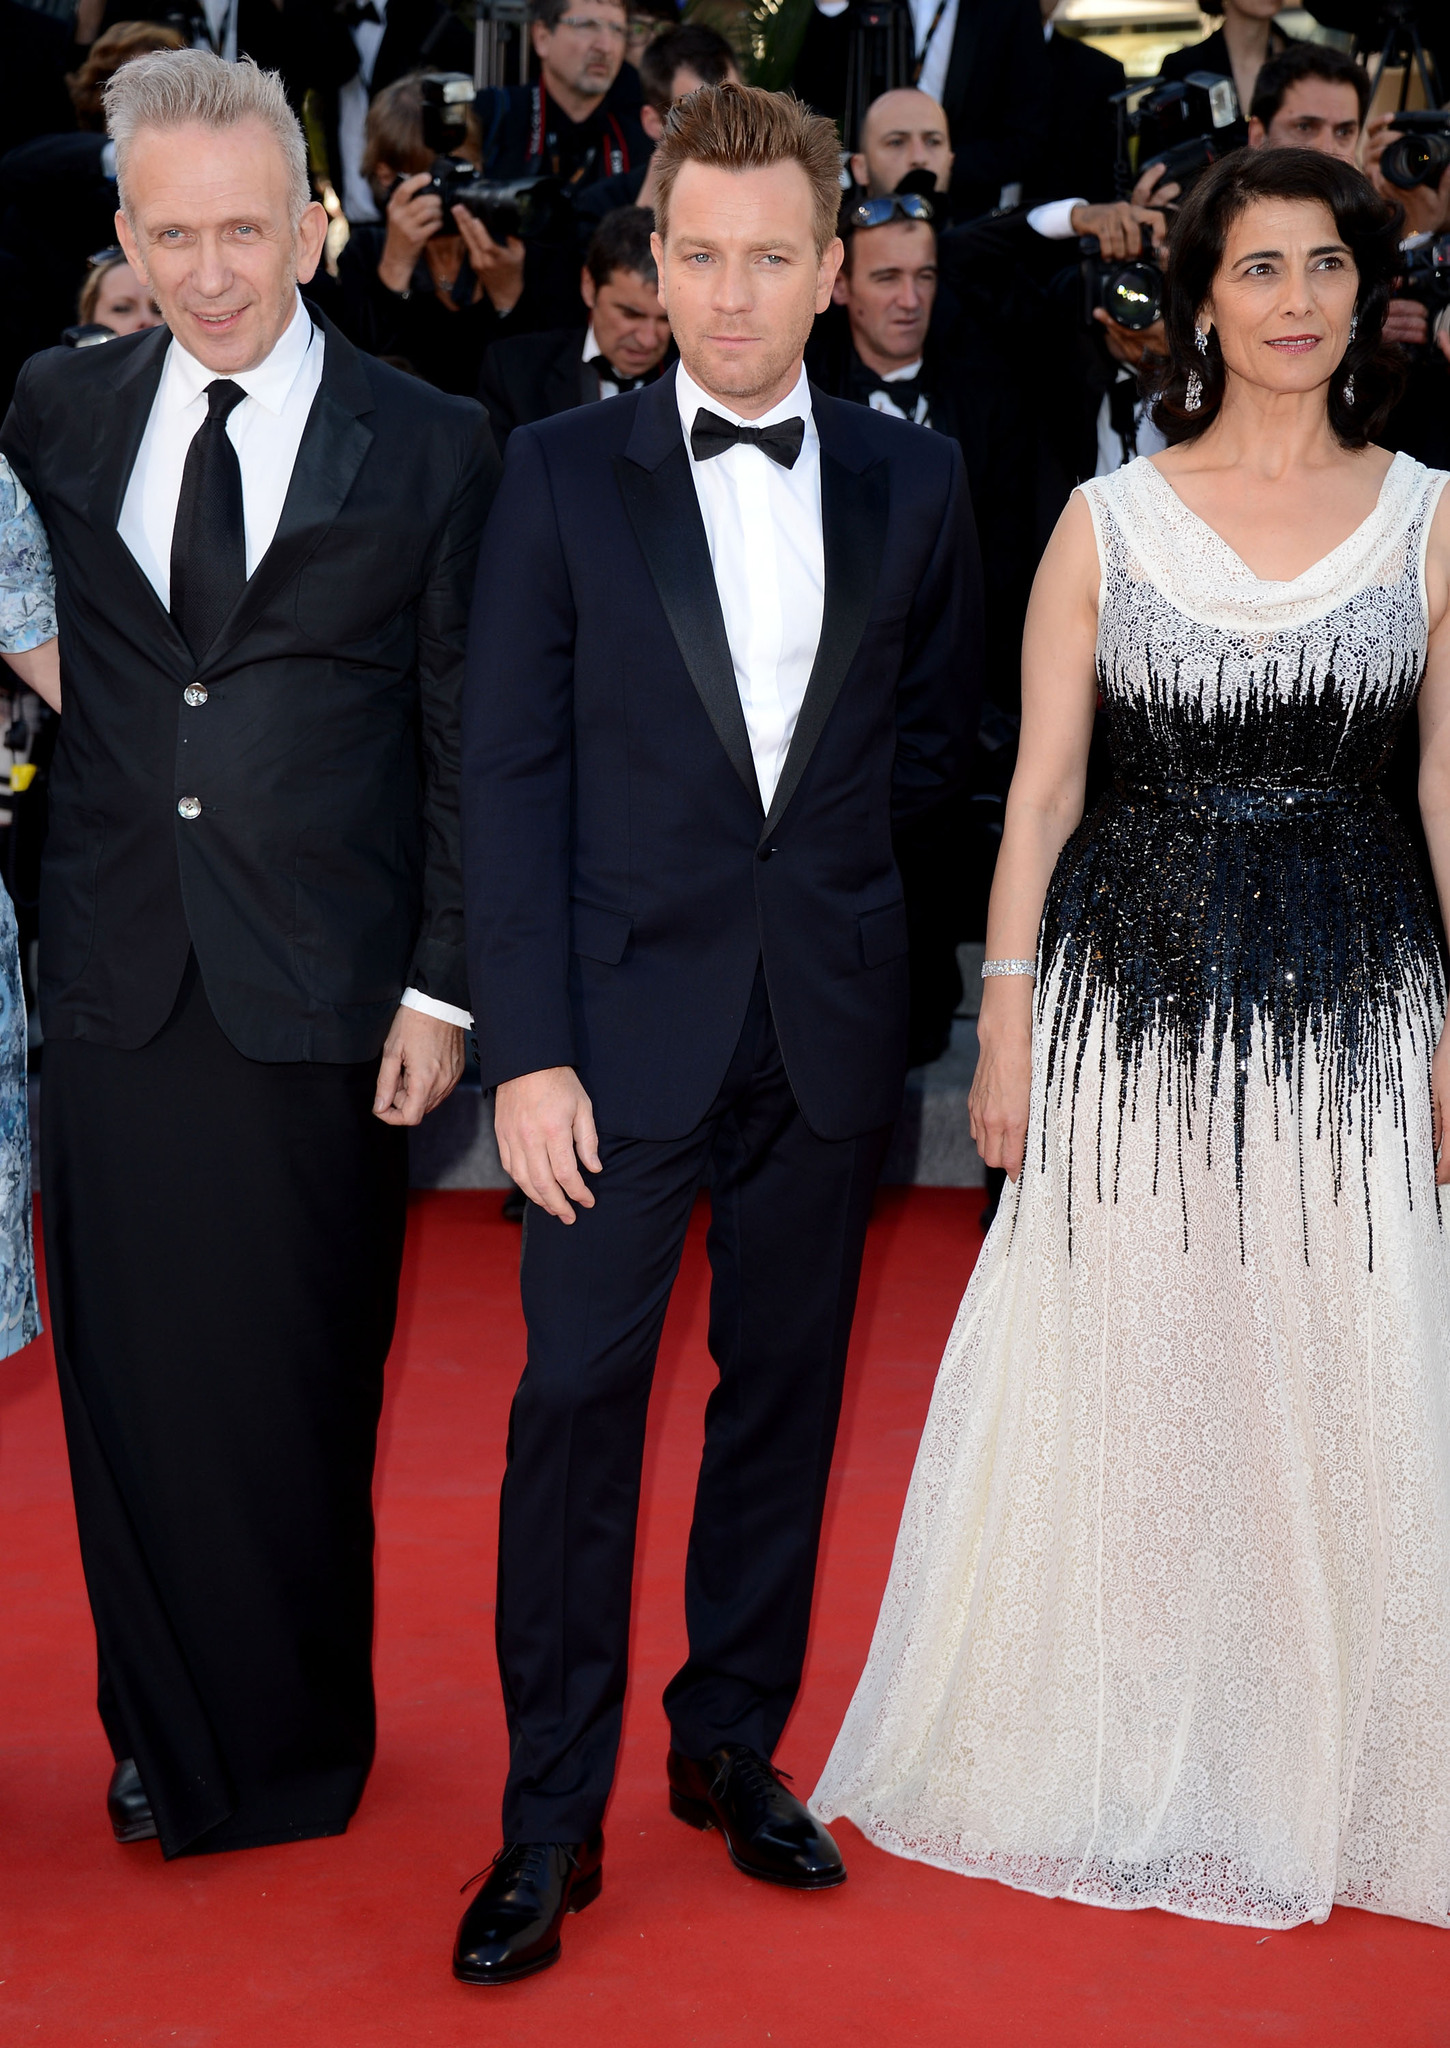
[
  {"left": 459, "top": 1841, "right": 579, "bottom": 1895},
  {"left": 710, "top": 1748, "right": 792, "bottom": 1804}
]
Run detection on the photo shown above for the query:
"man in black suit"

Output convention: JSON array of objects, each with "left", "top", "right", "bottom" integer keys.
[
  {"left": 791, "top": 0, "right": 1049, "bottom": 220},
  {"left": 572, "top": 19, "right": 740, "bottom": 234},
  {"left": 478, "top": 204, "right": 671, "bottom": 447},
  {"left": 1030, "top": 0, "right": 1125, "bottom": 208},
  {"left": 475, "top": 0, "right": 648, "bottom": 187},
  {"left": 456, "top": 82, "right": 980, "bottom": 1985},
  {"left": 1, "top": 49, "right": 497, "bottom": 1860}
]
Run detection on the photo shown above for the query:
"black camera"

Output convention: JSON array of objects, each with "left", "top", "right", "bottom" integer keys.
[
  {"left": 1112, "top": 71, "right": 1246, "bottom": 201},
  {"left": 1381, "top": 111, "right": 1450, "bottom": 190},
  {"left": 391, "top": 158, "right": 564, "bottom": 244},
  {"left": 1082, "top": 225, "right": 1163, "bottom": 332},
  {"left": 1399, "top": 227, "right": 1450, "bottom": 342},
  {"left": 419, "top": 71, "right": 475, "bottom": 156}
]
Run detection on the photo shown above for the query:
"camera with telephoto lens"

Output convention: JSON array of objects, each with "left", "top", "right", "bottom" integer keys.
[
  {"left": 1111, "top": 70, "right": 1246, "bottom": 202},
  {"left": 1398, "top": 228, "right": 1450, "bottom": 343},
  {"left": 1381, "top": 112, "right": 1450, "bottom": 191},
  {"left": 400, "top": 71, "right": 566, "bottom": 243},
  {"left": 1081, "top": 223, "right": 1163, "bottom": 332}
]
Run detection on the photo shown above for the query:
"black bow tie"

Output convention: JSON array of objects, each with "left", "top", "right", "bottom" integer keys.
[
  {"left": 599, "top": 363, "right": 654, "bottom": 395},
  {"left": 850, "top": 356, "right": 925, "bottom": 419},
  {"left": 338, "top": 1, "right": 381, "bottom": 25},
  {"left": 689, "top": 409, "right": 805, "bottom": 470}
]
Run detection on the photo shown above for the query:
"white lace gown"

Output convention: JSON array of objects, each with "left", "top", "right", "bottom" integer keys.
[{"left": 814, "top": 452, "right": 1450, "bottom": 1929}]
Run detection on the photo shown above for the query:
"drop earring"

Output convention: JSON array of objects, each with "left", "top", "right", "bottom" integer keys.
[
  {"left": 1343, "top": 312, "right": 1358, "bottom": 403},
  {"left": 1186, "top": 325, "right": 1208, "bottom": 411}
]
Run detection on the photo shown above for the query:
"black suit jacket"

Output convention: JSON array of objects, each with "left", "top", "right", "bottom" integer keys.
[
  {"left": 478, "top": 325, "right": 591, "bottom": 448},
  {"left": 790, "top": 0, "right": 1048, "bottom": 219},
  {"left": 2, "top": 313, "right": 499, "bottom": 1061},
  {"left": 1030, "top": 29, "right": 1125, "bottom": 207},
  {"left": 463, "top": 366, "right": 982, "bottom": 1141}
]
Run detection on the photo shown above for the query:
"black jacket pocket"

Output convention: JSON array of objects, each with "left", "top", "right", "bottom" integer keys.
[
  {"left": 857, "top": 899, "right": 909, "bottom": 968},
  {"left": 570, "top": 900, "right": 633, "bottom": 965}
]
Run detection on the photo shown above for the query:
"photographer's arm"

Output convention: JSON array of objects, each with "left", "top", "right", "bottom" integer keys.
[{"left": 968, "top": 491, "right": 1100, "bottom": 1181}]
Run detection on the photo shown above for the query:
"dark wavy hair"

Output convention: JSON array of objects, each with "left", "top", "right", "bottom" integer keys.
[{"left": 1150, "top": 147, "right": 1405, "bottom": 449}]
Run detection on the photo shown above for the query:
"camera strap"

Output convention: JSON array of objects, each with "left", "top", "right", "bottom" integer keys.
[{"left": 911, "top": 0, "right": 951, "bottom": 84}]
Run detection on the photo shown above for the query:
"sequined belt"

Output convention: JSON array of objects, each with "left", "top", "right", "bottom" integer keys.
[{"left": 1115, "top": 779, "right": 1373, "bottom": 821}]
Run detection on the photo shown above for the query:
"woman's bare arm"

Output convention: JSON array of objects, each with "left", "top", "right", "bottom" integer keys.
[
  {"left": 1416, "top": 487, "right": 1450, "bottom": 1183},
  {"left": 1, "top": 637, "right": 60, "bottom": 713},
  {"left": 968, "top": 491, "right": 1101, "bottom": 1181}
]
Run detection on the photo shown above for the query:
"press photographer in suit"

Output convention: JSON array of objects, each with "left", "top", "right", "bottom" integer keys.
[
  {"left": 478, "top": 205, "right": 672, "bottom": 448},
  {"left": 459, "top": 82, "right": 980, "bottom": 1984},
  {"left": 2, "top": 50, "right": 497, "bottom": 1860}
]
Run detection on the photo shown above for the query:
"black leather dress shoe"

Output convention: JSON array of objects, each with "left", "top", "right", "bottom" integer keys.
[
  {"left": 667, "top": 1745, "right": 846, "bottom": 1889},
  {"left": 107, "top": 1758, "right": 157, "bottom": 1844},
  {"left": 453, "top": 1832, "right": 603, "bottom": 1985}
]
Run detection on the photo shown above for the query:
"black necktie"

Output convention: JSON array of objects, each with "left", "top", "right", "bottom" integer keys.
[
  {"left": 689, "top": 409, "right": 805, "bottom": 470},
  {"left": 171, "top": 378, "right": 247, "bottom": 659}
]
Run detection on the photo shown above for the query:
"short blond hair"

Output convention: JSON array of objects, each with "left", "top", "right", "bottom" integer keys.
[
  {"left": 106, "top": 49, "right": 310, "bottom": 228},
  {"left": 652, "top": 83, "right": 843, "bottom": 256}
]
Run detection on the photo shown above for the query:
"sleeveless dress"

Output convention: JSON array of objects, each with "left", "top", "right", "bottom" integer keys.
[{"left": 814, "top": 451, "right": 1450, "bottom": 1930}]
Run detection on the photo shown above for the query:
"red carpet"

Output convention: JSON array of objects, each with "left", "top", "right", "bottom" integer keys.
[{"left": 2, "top": 1187, "right": 1446, "bottom": 2045}]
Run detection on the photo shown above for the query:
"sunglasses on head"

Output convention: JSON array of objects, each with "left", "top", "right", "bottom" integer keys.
[
  {"left": 86, "top": 245, "right": 127, "bottom": 270},
  {"left": 845, "top": 192, "right": 934, "bottom": 231}
]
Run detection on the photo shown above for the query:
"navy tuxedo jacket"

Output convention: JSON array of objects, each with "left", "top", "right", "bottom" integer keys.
[{"left": 462, "top": 367, "right": 982, "bottom": 1141}]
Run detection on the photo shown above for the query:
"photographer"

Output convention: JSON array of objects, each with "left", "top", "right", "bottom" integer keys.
[
  {"left": 478, "top": 204, "right": 670, "bottom": 445},
  {"left": 337, "top": 71, "right": 557, "bottom": 394},
  {"left": 1247, "top": 41, "right": 1367, "bottom": 159},
  {"left": 573, "top": 21, "right": 739, "bottom": 231},
  {"left": 475, "top": 0, "right": 648, "bottom": 187}
]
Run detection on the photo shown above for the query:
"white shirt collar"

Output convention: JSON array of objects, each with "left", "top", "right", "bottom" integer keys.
[
  {"left": 162, "top": 292, "right": 316, "bottom": 418},
  {"left": 582, "top": 322, "right": 601, "bottom": 364},
  {"left": 880, "top": 357, "right": 924, "bottom": 381},
  {"left": 675, "top": 360, "right": 814, "bottom": 445}
]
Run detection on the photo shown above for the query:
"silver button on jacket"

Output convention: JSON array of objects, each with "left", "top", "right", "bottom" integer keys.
[
  {"left": 177, "top": 796, "right": 202, "bottom": 821},
  {"left": 184, "top": 683, "right": 208, "bottom": 707}
]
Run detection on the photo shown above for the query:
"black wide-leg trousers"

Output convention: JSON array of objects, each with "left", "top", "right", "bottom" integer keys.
[
  {"left": 497, "top": 969, "right": 893, "bottom": 1841},
  {"left": 41, "top": 957, "right": 408, "bottom": 1858}
]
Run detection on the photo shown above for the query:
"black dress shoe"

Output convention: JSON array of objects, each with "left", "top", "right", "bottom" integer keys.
[
  {"left": 453, "top": 1832, "right": 603, "bottom": 1986},
  {"left": 667, "top": 1745, "right": 846, "bottom": 1889},
  {"left": 107, "top": 1758, "right": 157, "bottom": 1844}
]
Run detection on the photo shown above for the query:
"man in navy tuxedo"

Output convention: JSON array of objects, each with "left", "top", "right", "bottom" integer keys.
[{"left": 458, "top": 82, "right": 981, "bottom": 1985}]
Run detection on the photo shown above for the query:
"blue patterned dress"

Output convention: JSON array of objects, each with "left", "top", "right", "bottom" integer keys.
[{"left": 0, "top": 457, "right": 46, "bottom": 1355}]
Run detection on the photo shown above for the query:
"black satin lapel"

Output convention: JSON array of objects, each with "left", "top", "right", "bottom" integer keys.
[
  {"left": 578, "top": 357, "right": 602, "bottom": 407},
  {"left": 86, "top": 333, "right": 191, "bottom": 669},
  {"left": 614, "top": 444, "right": 761, "bottom": 809},
  {"left": 761, "top": 452, "right": 888, "bottom": 840},
  {"left": 200, "top": 385, "right": 373, "bottom": 669}
]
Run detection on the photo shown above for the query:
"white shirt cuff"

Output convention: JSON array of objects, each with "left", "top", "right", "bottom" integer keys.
[
  {"left": 814, "top": 1, "right": 850, "bottom": 15},
  {"left": 1026, "top": 198, "right": 1086, "bottom": 240},
  {"left": 401, "top": 986, "right": 473, "bottom": 1029}
]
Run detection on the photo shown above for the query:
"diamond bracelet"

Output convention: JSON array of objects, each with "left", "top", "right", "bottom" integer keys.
[{"left": 982, "top": 958, "right": 1037, "bottom": 979}]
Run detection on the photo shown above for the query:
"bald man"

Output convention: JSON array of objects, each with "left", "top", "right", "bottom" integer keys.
[{"left": 849, "top": 88, "right": 953, "bottom": 198}]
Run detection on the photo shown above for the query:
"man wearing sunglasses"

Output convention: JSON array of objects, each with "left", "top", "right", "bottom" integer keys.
[{"left": 474, "top": 0, "right": 648, "bottom": 189}]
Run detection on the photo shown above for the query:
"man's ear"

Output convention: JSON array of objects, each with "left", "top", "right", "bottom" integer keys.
[
  {"left": 642, "top": 103, "right": 664, "bottom": 143},
  {"left": 581, "top": 264, "right": 598, "bottom": 310},
  {"left": 116, "top": 208, "right": 144, "bottom": 278},
  {"left": 1246, "top": 116, "right": 1267, "bottom": 149},
  {"left": 849, "top": 150, "right": 867, "bottom": 188}
]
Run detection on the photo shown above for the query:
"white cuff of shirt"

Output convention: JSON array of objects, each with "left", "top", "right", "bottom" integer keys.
[
  {"left": 814, "top": 1, "right": 850, "bottom": 16},
  {"left": 1026, "top": 198, "right": 1087, "bottom": 240},
  {"left": 401, "top": 986, "right": 473, "bottom": 1029}
]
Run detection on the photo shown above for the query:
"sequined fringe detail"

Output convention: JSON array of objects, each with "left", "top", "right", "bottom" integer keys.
[{"left": 1032, "top": 774, "right": 1445, "bottom": 1271}]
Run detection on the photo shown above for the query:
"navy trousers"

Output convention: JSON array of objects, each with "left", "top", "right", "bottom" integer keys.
[{"left": 496, "top": 968, "right": 893, "bottom": 1841}]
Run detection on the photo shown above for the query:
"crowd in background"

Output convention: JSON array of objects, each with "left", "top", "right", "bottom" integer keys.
[{"left": 2, "top": 0, "right": 1450, "bottom": 1068}]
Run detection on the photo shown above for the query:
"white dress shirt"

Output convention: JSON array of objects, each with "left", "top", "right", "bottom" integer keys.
[
  {"left": 338, "top": 0, "right": 389, "bottom": 224},
  {"left": 676, "top": 363, "right": 824, "bottom": 811},
  {"left": 117, "top": 294, "right": 471, "bottom": 1029},
  {"left": 811, "top": 0, "right": 956, "bottom": 106},
  {"left": 865, "top": 357, "right": 929, "bottom": 426}
]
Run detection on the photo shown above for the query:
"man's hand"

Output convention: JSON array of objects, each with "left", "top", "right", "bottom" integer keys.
[
  {"left": 1093, "top": 306, "right": 1167, "bottom": 369},
  {"left": 494, "top": 1066, "right": 601, "bottom": 1223},
  {"left": 1070, "top": 199, "right": 1165, "bottom": 259},
  {"left": 1386, "top": 293, "right": 1431, "bottom": 348},
  {"left": 377, "top": 170, "right": 443, "bottom": 294},
  {"left": 452, "top": 208, "right": 527, "bottom": 314},
  {"left": 373, "top": 1007, "right": 465, "bottom": 1126},
  {"left": 1368, "top": 113, "right": 1450, "bottom": 235},
  {"left": 1131, "top": 159, "right": 1181, "bottom": 212}
]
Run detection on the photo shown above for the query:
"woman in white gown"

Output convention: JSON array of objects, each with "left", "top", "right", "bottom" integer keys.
[{"left": 815, "top": 146, "right": 1450, "bottom": 1929}]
